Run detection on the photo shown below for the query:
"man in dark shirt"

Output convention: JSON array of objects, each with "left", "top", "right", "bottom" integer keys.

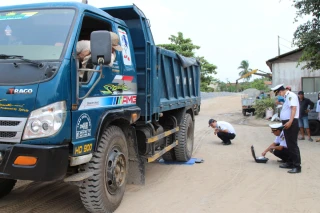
[{"left": 298, "top": 91, "right": 314, "bottom": 141}]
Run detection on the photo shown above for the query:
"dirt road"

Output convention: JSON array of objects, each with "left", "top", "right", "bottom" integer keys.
[{"left": 1, "top": 95, "right": 320, "bottom": 213}]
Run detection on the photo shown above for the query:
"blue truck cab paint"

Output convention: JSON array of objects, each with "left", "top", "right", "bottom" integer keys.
[{"left": 0, "top": 2, "right": 201, "bottom": 212}]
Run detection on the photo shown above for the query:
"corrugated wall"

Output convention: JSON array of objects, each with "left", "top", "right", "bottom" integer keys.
[{"left": 272, "top": 62, "right": 320, "bottom": 92}]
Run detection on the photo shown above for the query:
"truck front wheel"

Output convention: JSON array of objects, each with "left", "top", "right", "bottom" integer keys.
[
  {"left": 79, "top": 126, "right": 128, "bottom": 213},
  {"left": 175, "top": 113, "right": 194, "bottom": 162},
  {"left": 0, "top": 179, "right": 16, "bottom": 198}
]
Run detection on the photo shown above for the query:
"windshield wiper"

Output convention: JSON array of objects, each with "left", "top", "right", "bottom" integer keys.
[{"left": 0, "top": 54, "right": 45, "bottom": 68}]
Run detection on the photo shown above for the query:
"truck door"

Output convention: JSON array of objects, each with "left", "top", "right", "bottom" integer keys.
[{"left": 70, "top": 14, "right": 118, "bottom": 157}]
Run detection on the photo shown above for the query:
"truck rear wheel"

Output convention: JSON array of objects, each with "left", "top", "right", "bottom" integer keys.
[
  {"left": 0, "top": 179, "right": 16, "bottom": 198},
  {"left": 162, "top": 133, "right": 177, "bottom": 162},
  {"left": 175, "top": 113, "right": 194, "bottom": 162},
  {"left": 79, "top": 126, "right": 128, "bottom": 213}
]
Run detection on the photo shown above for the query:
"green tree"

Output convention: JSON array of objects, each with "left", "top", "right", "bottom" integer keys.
[
  {"left": 249, "top": 78, "right": 269, "bottom": 91},
  {"left": 216, "top": 80, "right": 227, "bottom": 91},
  {"left": 292, "top": 0, "right": 320, "bottom": 71},
  {"left": 158, "top": 32, "right": 218, "bottom": 92},
  {"left": 197, "top": 56, "right": 217, "bottom": 76},
  {"left": 238, "top": 60, "right": 252, "bottom": 82},
  {"left": 238, "top": 82, "right": 251, "bottom": 92},
  {"left": 158, "top": 32, "right": 200, "bottom": 57},
  {"left": 241, "top": 78, "right": 269, "bottom": 91}
]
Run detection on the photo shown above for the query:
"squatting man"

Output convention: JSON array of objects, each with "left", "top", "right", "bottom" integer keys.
[
  {"left": 208, "top": 119, "right": 236, "bottom": 145},
  {"left": 262, "top": 123, "right": 289, "bottom": 163}
]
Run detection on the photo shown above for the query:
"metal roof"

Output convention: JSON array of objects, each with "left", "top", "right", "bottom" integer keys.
[{"left": 266, "top": 48, "right": 303, "bottom": 72}]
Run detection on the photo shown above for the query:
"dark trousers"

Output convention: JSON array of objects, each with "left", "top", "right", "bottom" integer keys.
[
  {"left": 217, "top": 132, "right": 236, "bottom": 143},
  {"left": 273, "top": 148, "right": 290, "bottom": 162},
  {"left": 282, "top": 119, "right": 301, "bottom": 168}
]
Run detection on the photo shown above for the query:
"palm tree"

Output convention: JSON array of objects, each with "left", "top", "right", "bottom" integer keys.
[{"left": 238, "top": 60, "right": 252, "bottom": 82}]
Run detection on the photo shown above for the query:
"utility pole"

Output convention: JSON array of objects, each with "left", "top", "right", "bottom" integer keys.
[{"left": 278, "top": 35, "right": 280, "bottom": 56}]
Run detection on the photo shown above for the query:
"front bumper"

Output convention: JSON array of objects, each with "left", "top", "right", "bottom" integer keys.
[{"left": 0, "top": 144, "right": 69, "bottom": 181}]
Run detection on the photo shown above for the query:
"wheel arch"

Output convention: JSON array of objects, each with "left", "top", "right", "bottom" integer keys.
[
  {"left": 94, "top": 106, "right": 145, "bottom": 185},
  {"left": 160, "top": 106, "right": 194, "bottom": 127},
  {"left": 94, "top": 106, "right": 141, "bottom": 152}
]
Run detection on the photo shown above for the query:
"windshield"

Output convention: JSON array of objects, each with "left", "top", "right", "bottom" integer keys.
[{"left": 0, "top": 9, "right": 75, "bottom": 60}]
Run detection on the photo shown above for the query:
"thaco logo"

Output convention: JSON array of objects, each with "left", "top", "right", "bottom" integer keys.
[{"left": 6, "top": 88, "right": 33, "bottom": 95}]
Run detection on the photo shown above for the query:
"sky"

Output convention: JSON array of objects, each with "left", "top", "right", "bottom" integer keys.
[{"left": 0, "top": 0, "right": 304, "bottom": 82}]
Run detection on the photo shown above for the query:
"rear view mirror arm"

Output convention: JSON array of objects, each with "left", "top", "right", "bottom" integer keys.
[{"left": 77, "top": 59, "right": 105, "bottom": 101}]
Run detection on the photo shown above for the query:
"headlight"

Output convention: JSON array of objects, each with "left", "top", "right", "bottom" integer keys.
[{"left": 23, "top": 101, "right": 67, "bottom": 140}]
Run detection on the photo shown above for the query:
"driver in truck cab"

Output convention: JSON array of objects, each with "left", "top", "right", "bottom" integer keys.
[{"left": 76, "top": 31, "right": 122, "bottom": 71}]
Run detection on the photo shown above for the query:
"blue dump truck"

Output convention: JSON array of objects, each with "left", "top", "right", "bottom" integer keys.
[{"left": 0, "top": 2, "right": 201, "bottom": 212}]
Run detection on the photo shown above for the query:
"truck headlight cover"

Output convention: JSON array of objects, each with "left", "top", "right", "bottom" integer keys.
[{"left": 23, "top": 101, "right": 67, "bottom": 140}]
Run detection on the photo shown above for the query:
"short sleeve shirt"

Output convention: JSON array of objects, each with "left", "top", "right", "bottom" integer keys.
[
  {"left": 274, "top": 131, "right": 287, "bottom": 148},
  {"left": 280, "top": 91, "right": 299, "bottom": 120},
  {"left": 216, "top": 121, "right": 236, "bottom": 134}
]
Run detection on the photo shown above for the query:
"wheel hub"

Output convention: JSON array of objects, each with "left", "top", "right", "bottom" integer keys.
[{"left": 106, "top": 149, "right": 126, "bottom": 195}]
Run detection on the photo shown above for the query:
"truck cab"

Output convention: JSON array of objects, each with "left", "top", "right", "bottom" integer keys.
[
  {"left": 0, "top": 3, "right": 201, "bottom": 212},
  {"left": 0, "top": 2, "right": 138, "bottom": 177}
]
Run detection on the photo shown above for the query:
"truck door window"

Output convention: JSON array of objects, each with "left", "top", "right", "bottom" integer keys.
[
  {"left": 118, "top": 28, "right": 132, "bottom": 66},
  {"left": 77, "top": 15, "right": 112, "bottom": 84}
]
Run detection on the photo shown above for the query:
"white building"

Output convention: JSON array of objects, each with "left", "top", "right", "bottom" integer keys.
[{"left": 266, "top": 48, "right": 320, "bottom": 93}]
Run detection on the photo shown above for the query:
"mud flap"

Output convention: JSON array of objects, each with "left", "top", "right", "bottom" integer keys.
[{"left": 128, "top": 127, "right": 146, "bottom": 185}]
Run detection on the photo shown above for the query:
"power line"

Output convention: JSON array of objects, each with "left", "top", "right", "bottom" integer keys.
[
  {"left": 279, "top": 36, "right": 293, "bottom": 44},
  {"left": 280, "top": 43, "right": 294, "bottom": 50},
  {"left": 277, "top": 35, "right": 297, "bottom": 56}
]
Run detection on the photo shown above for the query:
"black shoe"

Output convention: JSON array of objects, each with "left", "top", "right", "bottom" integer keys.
[
  {"left": 277, "top": 160, "right": 284, "bottom": 163},
  {"left": 279, "top": 163, "right": 294, "bottom": 169},
  {"left": 223, "top": 142, "right": 231, "bottom": 145},
  {"left": 288, "top": 167, "right": 301, "bottom": 174}
]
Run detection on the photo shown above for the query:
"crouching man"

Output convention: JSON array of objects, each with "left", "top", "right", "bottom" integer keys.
[
  {"left": 262, "top": 123, "right": 290, "bottom": 163},
  {"left": 208, "top": 119, "right": 236, "bottom": 145}
]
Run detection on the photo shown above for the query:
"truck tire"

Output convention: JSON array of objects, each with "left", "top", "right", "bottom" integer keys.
[
  {"left": 79, "top": 126, "right": 128, "bottom": 213},
  {"left": 162, "top": 134, "right": 177, "bottom": 162},
  {"left": 0, "top": 179, "right": 16, "bottom": 198},
  {"left": 175, "top": 113, "right": 194, "bottom": 162},
  {"left": 309, "top": 120, "right": 320, "bottom": 136}
]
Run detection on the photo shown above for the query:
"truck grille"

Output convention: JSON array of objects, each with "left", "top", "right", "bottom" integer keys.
[
  {"left": 0, "top": 117, "right": 27, "bottom": 143},
  {"left": 0, "top": 121, "right": 20, "bottom": 126},
  {"left": 0, "top": 132, "right": 17, "bottom": 138}
]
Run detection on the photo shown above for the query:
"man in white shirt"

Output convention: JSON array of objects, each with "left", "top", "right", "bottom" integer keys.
[
  {"left": 262, "top": 123, "right": 290, "bottom": 163},
  {"left": 208, "top": 119, "right": 236, "bottom": 145},
  {"left": 271, "top": 84, "right": 301, "bottom": 174}
]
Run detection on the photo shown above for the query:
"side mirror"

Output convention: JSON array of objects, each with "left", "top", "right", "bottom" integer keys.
[{"left": 90, "top": 30, "right": 112, "bottom": 65}]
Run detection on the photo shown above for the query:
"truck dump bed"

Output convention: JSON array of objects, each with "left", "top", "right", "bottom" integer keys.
[{"left": 102, "top": 5, "right": 201, "bottom": 122}]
